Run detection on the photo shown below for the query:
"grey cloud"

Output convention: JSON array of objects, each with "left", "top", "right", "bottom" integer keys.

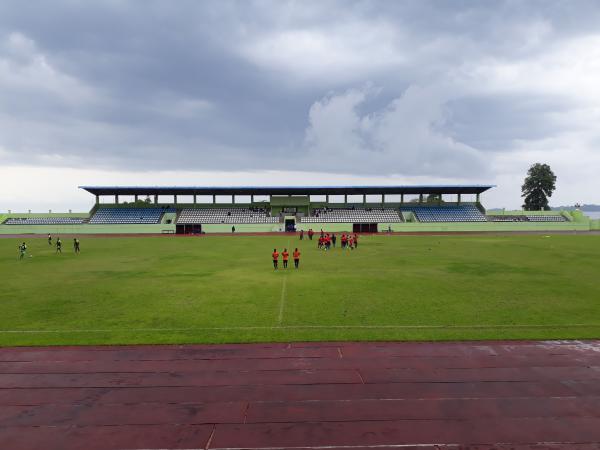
[{"left": 0, "top": 0, "right": 599, "bottom": 179}]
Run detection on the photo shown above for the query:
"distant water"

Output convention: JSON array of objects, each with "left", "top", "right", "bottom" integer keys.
[{"left": 583, "top": 211, "right": 600, "bottom": 219}]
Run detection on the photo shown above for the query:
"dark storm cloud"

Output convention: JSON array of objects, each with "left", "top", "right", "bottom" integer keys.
[{"left": 1, "top": 0, "right": 600, "bottom": 177}]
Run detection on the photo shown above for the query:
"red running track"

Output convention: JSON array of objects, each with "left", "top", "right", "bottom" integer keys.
[{"left": 1, "top": 340, "right": 600, "bottom": 449}]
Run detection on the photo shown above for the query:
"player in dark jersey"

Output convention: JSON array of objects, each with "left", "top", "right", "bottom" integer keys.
[
  {"left": 19, "top": 242, "right": 27, "bottom": 259},
  {"left": 73, "top": 238, "right": 80, "bottom": 254},
  {"left": 48, "top": 234, "right": 52, "bottom": 246},
  {"left": 56, "top": 237, "right": 62, "bottom": 254}
]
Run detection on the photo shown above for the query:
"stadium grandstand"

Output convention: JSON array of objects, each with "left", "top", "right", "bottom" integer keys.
[{"left": 0, "top": 184, "right": 596, "bottom": 234}]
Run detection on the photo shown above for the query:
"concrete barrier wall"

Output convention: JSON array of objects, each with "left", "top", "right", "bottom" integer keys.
[
  {"left": 0, "top": 219, "right": 592, "bottom": 235},
  {"left": 201, "top": 224, "right": 280, "bottom": 233},
  {"left": 0, "top": 224, "right": 174, "bottom": 235},
  {"left": 295, "top": 223, "right": 354, "bottom": 232},
  {"left": 376, "top": 221, "right": 589, "bottom": 233}
]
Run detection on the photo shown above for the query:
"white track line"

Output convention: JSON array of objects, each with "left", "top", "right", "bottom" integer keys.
[
  {"left": 278, "top": 275, "right": 287, "bottom": 325},
  {"left": 1, "top": 324, "right": 599, "bottom": 334},
  {"left": 276, "top": 239, "right": 290, "bottom": 325},
  {"left": 134, "top": 442, "right": 582, "bottom": 450}
]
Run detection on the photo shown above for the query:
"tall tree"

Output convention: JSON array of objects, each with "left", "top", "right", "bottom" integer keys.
[{"left": 521, "top": 163, "right": 557, "bottom": 211}]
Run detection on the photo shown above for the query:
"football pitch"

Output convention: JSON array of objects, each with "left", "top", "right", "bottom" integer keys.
[{"left": 1, "top": 233, "right": 600, "bottom": 346}]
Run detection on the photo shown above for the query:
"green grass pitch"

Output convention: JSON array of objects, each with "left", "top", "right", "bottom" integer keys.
[{"left": 1, "top": 233, "right": 600, "bottom": 346}]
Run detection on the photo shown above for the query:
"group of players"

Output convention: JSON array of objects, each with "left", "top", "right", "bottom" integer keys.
[
  {"left": 271, "top": 230, "right": 360, "bottom": 269},
  {"left": 315, "top": 232, "right": 358, "bottom": 251},
  {"left": 18, "top": 234, "right": 81, "bottom": 259},
  {"left": 300, "top": 229, "right": 358, "bottom": 250},
  {"left": 271, "top": 248, "right": 301, "bottom": 269}
]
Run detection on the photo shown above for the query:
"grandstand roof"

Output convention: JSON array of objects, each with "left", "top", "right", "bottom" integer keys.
[{"left": 80, "top": 185, "right": 494, "bottom": 196}]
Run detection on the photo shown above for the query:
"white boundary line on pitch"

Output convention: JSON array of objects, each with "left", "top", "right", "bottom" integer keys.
[
  {"left": 277, "top": 238, "right": 290, "bottom": 325},
  {"left": 278, "top": 275, "right": 287, "bottom": 325},
  {"left": 1, "top": 324, "right": 600, "bottom": 333},
  {"left": 133, "top": 445, "right": 460, "bottom": 450},
  {"left": 133, "top": 442, "right": 581, "bottom": 450}
]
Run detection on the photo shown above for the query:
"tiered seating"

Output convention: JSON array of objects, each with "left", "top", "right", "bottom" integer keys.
[
  {"left": 177, "top": 208, "right": 279, "bottom": 224},
  {"left": 4, "top": 217, "right": 85, "bottom": 225},
  {"left": 89, "top": 208, "right": 165, "bottom": 224},
  {"left": 487, "top": 215, "right": 529, "bottom": 222},
  {"left": 301, "top": 208, "right": 403, "bottom": 223},
  {"left": 401, "top": 204, "right": 486, "bottom": 222},
  {"left": 526, "top": 215, "right": 566, "bottom": 222}
]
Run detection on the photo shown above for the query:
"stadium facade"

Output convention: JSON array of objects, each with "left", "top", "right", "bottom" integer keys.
[{"left": 0, "top": 185, "right": 597, "bottom": 234}]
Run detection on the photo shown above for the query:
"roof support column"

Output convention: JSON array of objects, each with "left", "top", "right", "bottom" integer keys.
[
  {"left": 438, "top": 194, "right": 442, "bottom": 205},
  {"left": 193, "top": 194, "right": 197, "bottom": 205},
  {"left": 362, "top": 194, "right": 366, "bottom": 205},
  {"left": 115, "top": 194, "right": 119, "bottom": 204},
  {"left": 174, "top": 195, "right": 177, "bottom": 204},
  {"left": 232, "top": 195, "right": 235, "bottom": 204},
  {"left": 95, "top": 195, "right": 99, "bottom": 205},
  {"left": 154, "top": 195, "right": 158, "bottom": 204},
  {"left": 401, "top": 193, "right": 404, "bottom": 204},
  {"left": 476, "top": 193, "right": 480, "bottom": 203},
  {"left": 457, "top": 193, "right": 461, "bottom": 205},
  {"left": 212, "top": 195, "right": 216, "bottom": 204},
  {"left": 251, "top": 195, "right": 254, "bottom": 203},
  {"left": 419, "top": 194, "right": 423, "bottom": 204},
  {"left": 134, "top": 195, "right": 138, "bottom": 202},
  {"left": 326, "top": 194, "right": 329, "bottom": 203},
  {"left": 344, "top": 194, "right": 347, "bottom": 205}
]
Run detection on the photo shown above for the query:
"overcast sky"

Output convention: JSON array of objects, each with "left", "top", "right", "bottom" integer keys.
[{"left": 1, "top": 0, "right": 600, "bottom": 211}]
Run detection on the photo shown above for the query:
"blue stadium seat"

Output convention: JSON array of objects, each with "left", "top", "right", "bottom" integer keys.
[{"left": 89, "top": 208, "right": 169, "bottom": 224}]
